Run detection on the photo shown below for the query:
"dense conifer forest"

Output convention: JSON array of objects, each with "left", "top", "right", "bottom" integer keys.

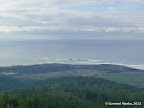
[
  {"left": 0, "top": 75, "right": 24, "bottom": 93},
  {"left": 0, "top": 76, "right": 143, "bottom": 108}
]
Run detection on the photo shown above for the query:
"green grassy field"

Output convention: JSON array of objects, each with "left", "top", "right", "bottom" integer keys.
[{"left": 96, "top": 73, "right": 144, "bottom": 87}]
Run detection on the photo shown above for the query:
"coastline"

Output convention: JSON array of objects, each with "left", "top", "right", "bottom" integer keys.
[{"left": 0, "top": 59, "right": 144, "bottom": 71}]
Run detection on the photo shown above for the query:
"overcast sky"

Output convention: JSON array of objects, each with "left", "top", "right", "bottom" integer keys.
[{"left": 0, "top": 0, "right": 144, "bottom": 40}]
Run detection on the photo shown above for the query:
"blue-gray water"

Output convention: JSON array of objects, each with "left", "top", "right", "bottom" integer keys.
[{"left": 0, "top": 39, "right": 144, "bottom": 69}]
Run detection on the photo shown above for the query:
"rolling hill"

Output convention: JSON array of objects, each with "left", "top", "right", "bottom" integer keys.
[{"left": 0, "top": 63, "right": 144, "bottom": 87}]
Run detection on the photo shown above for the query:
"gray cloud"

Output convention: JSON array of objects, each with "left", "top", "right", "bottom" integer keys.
[
  {"left": 102, "top": 0, "right": 144, "bottom": 4},
  {"left": 0, "top": 0, "right": 144, "bottom": 40}
]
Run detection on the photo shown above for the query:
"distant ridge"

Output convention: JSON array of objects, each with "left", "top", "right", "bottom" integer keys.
[{"left": 0, "top": 63, "right": 144, "bottom": 87}]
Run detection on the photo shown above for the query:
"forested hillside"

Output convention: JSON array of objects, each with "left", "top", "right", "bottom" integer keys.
[
  {"left": 0, "top": 75, "right": 24, "bottom": 93},
  {"left": 0, "top": 77, "right": 143, "bottom": 108}
]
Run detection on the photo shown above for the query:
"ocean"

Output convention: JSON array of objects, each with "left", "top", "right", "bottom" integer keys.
[{"left": 0, "top": 39, "right": 144, "bottom": 69}]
